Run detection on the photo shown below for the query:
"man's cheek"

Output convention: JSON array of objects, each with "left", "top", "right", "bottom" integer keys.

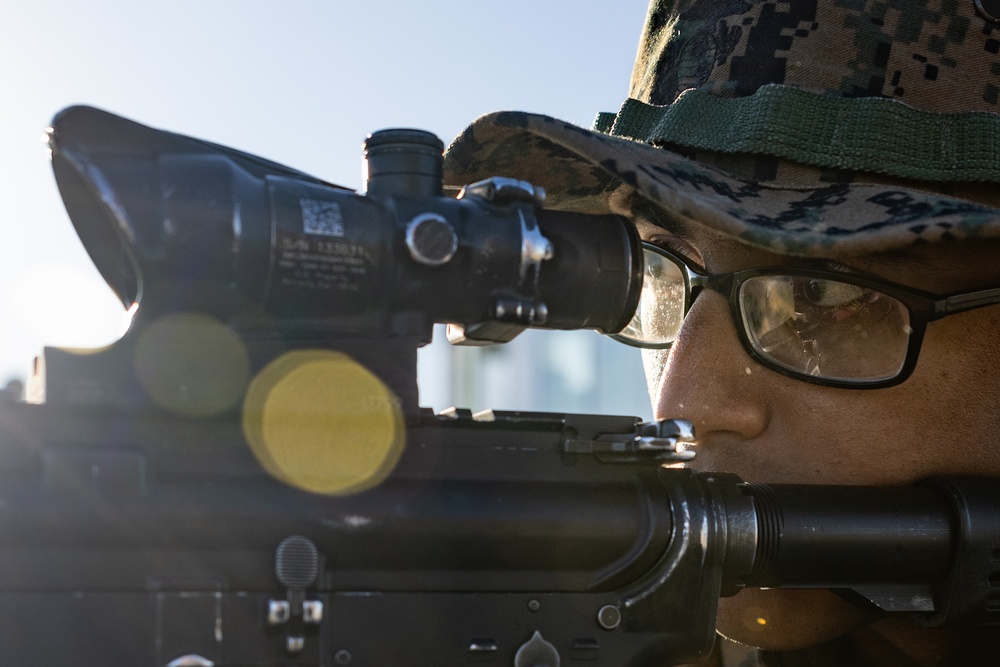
[{"left": 641, "top": 347, "right": 669, "bottom": 406}]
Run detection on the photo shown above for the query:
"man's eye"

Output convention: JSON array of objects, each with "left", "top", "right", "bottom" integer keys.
[
  {"left": 802, "top": 279, "right": 866, "bottom": 308},
  {"left": 647, "top": 261, "right": 665, "bottom": 280}
]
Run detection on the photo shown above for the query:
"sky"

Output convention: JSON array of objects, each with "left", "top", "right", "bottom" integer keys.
[{"left": 0, "top": 0, "right": 652, "bottom": 412}]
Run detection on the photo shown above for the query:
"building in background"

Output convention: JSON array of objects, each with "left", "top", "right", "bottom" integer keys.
[{"left": 420, "top": 325, "right": 652, "bottom": 420}]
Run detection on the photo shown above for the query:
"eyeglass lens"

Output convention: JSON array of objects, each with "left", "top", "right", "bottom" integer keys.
[
  {"left": 618, "top": 246, "right": 915, "bottom": 383},
  {"left": 740, "top": 275, "right": 911, "bottom": 381},
  {"left": 615, "top": 248, "right": 687, "bottom": 345}
]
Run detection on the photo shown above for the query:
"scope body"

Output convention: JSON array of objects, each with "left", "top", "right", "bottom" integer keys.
[
  {"left": 42, "top": 106, "right": 642, "bottom": 414},
  {"left": 48, "top": 106, "right": 640, "bottom": 339}
]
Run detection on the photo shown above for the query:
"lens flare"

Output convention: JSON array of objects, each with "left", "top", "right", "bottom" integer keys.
[
  {"left": 133, "top": 313, "right": 250, "bottom": 417},
  {"left": 242, "top": 350, "right": 405, "bottom": 495}
]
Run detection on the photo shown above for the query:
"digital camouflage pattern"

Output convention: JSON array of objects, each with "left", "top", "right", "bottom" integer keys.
[
  {"left": 443, "top": 0, "right": 1000, "bottom": 257},
  {"left": 631, "top": 0, "right": 1000, "bottom": 111}
]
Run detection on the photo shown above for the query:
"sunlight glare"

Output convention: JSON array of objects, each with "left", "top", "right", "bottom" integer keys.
[{"left": 13, "top": 262, "right": 126, "bottom": 349}]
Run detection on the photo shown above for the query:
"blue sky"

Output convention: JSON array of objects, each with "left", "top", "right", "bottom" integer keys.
[{"left": 0, "top": 0, "right": 650, "bottom": 401}]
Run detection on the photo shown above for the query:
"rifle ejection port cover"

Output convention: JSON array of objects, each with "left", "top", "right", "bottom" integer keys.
[{"left": 241, "top": 350, "right": 405, "bottom": 495}]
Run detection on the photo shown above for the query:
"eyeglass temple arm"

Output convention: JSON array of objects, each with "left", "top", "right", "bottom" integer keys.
[{"left": 934, "top": 286, "right": 1000, "bottom": 318}]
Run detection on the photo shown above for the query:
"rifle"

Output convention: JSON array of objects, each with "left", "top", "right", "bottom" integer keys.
[{"left": 1, "top": 106, "right": 996, "bottom": 666}]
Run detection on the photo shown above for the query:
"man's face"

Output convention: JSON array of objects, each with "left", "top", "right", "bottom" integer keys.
[{"left": 639, "top": 220, "right": 1000, "bottom": 650}]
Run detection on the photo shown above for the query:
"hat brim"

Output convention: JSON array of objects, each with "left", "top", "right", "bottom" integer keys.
[{"left": 443, "top": 111, "right": 1000, "bottom": 258}]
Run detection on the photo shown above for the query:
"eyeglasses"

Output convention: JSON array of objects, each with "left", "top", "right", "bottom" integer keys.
[{"left": 612, "top": 242, "right": 1000, "bottom": 388}]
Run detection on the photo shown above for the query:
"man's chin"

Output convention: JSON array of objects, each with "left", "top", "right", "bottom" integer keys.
[{"left": 716, "top": 589, "right": 877, "bottom": 651}]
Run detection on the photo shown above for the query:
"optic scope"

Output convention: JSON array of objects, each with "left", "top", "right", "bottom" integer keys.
[
  {"left": 40, "top": 107, "right": 643, "bottom": 411},
  {"left": 49, "top": 107, "right": 640, "bottom": 341}
]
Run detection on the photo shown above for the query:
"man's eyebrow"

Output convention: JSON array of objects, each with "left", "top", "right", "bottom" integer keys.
[
  {"left": 850, "top": 248, "right": 963, "bottom": 280},
  {"left": 853, "top": 249, "right": 926, "bottom": 272},
  {"left": 631, "top": 209, "right": 689, "bottom": 241},
  {"left": 807, "top": 253, "right": 923, "bottom": 282},
  {"left": 628, "top": 203, "right": 709, "bottom": 263}
]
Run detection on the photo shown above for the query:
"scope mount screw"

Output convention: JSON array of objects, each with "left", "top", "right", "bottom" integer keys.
[
  {"left": 334, "top": 649, "right": 352, "bottom": 665},
  {"left": 597, "top": 604, "right": 622, "bottom": 630},
  {"left": 527, "top": 598, "right": 541, "bottom": 612}
]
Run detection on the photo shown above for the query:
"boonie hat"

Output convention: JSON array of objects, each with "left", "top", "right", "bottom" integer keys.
[{"left": 443, "top": 0, "right": 1000, "bottom": 258}]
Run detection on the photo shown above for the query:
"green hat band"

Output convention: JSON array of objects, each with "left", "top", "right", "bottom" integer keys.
[{"left": 596, "top": 84, "right": 1000, "bottom": 184}]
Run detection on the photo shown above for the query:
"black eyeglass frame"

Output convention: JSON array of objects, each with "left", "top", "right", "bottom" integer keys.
[{"left": 612, "top": 242, "right": 1000, "bottom": 389}]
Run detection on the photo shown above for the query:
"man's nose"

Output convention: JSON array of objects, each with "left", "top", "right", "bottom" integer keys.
[{"left": 651, "top": 290, "right": 769, "bottom": 441}]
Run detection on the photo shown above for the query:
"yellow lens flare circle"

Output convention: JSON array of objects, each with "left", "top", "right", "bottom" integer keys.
[
  {"left": 134, "top": 313, "right": 251, "bottom": 417},
  {"left": 242, "top": 350, "right": 405, "bottom": 496}
]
